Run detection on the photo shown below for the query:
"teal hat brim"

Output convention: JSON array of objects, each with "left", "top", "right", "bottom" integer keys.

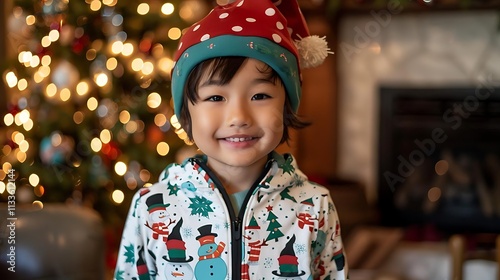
[{"left": 171, "top": 35, "right": 301, "bottom": 118}]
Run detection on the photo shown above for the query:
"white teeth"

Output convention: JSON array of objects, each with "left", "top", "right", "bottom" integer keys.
[{"left": 226, "top": 137, "right": 252, "bottom": 142}]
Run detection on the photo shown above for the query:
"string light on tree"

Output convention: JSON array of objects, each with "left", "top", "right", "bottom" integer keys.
[{"left": 112, "top": 189, "right": 125, "bottom": 204}]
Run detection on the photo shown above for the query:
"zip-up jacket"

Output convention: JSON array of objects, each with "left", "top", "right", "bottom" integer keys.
[{"left": 114, "top": 152, "right": 348, "bottom": 280}]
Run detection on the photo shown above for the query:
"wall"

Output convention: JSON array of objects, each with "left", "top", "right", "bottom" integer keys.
[
  {"left": 336, "top": 10, "right": 500, "bottom": 203},
  {"left": 277, "top": 16, "right": 338, "bottom": 182},
  {"left": 298, "top": 17, "right": 338, "bottom": 180}
]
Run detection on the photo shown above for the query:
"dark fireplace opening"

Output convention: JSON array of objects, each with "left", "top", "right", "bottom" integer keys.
[{"left": 377, "top": 87, "right": 500, "bottom": 234}]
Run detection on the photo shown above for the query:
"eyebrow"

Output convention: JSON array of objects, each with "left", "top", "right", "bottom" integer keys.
[
  {"left": 198, "top": 76, "right": 276, "bottom": 88},
  {"left": 199, "top": 79, "right": 224, "bottom": 88}
]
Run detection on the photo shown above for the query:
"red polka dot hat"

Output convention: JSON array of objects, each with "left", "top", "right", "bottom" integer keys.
[{"left": 171, "top": 0, "right": 331, "bottom": 116}]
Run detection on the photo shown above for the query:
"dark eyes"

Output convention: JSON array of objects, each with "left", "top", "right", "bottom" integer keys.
[
  {"left": 205, "top": 95, "right": 224, "bottom": 102},
  {"left": 204, "top": 93, "right": 271, "bottom": 102},
  {"left": 251, "top": 93, "right": 271, "bottom": 100}
]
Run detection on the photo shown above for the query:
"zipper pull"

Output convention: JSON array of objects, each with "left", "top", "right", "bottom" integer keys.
[{"left": 234, "top": 219, "right": 242, "bottom": 241}]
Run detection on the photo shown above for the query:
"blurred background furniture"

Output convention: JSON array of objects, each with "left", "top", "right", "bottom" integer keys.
[
  {"left": 0, "top": 203, "right": 105, "bottom": 280},
  {"left": 449, "top": 233, "right": 500, "bottom": 280}
]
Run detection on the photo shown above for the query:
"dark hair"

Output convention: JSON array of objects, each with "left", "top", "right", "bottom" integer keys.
[{"left": 178, "top": 56, "right": 310, "bottom": 144}]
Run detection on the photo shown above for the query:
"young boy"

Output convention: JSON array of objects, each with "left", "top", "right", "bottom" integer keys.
[{"left": 115, "top": 0, "right": 348, "bottom": 279}]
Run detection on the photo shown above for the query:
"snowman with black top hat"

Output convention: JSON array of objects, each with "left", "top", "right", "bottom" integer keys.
[{"left": 145, "top": 193, "right": 175, "bottom": 242}]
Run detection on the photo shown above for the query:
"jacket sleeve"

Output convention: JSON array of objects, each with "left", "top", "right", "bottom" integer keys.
[
  {"left": 114, "top": 189, "right": 151, "bottom": 280},
  {"left": 315, "top": 193, "right": 349, "bottom": 280}
]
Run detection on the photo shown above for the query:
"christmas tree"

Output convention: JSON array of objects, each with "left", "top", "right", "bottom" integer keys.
[
  {"left": 265, "top": 210, "right": 284, "bottom": 242},
  {"left": 1, "top": 0, "right": 210, "bottom": 267}
]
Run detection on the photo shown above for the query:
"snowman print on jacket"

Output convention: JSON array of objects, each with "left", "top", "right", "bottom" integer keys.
[
  {"left": 272, "top": 235, "right": 305, "bottom": 280},
  {"left": 145, "top": 193, "right": 175, "bottom": 242},
  {"left": 163, "top": 218, "right": 194, "bottom": 280},
  {"left": 296, "top": 198, "right": 324, "bottom": 232},
  {"left": 243, "top": 216, "right": 267, "bottom": 265},
  {"left": 194, "top": 225, "right": 227, "bottom": 279}
]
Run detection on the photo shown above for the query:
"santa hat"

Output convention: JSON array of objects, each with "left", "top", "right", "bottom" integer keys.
[
  {"left": 245, "top": 216, "right": 260, "bottom": 230},
  {"left": 272, "top": 235, "right": 305, "bottom": 277},
  {"left": 171, "top": 0, "right": 331, "bottom": 117},
  {"left": 163, "top": 218, "right": 194, "bottom": 262}
]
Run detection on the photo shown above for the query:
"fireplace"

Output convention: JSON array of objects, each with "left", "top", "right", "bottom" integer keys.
[{"left": 377, "top": 87, "right": 500, "bottom": 233}]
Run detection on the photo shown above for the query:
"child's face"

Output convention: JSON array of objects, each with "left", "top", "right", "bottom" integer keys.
[{"left": 188, "top": 58, "right": 285, "bottom": 171}]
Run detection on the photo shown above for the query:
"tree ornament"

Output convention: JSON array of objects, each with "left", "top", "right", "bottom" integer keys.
[
  {"left": 39, "top": 132, "right": 75, "bottom": 165},
  {"left": 147, "top": 125, "right": 164, "bottom": 144},
  {"left": 72, "top": 34, "right": 90, "bottom": 54},
  {"left": 8, "top": 104, "right": 21, "bottom": 116},
  {"left": 36, "top": 45, "right": 52, "bottom": 57},
  {"left": 51, "top": 60, "right": 80, "bottom": 89},
  {"left": 102, "top": 141, "right": 121, "bottom": 160}
]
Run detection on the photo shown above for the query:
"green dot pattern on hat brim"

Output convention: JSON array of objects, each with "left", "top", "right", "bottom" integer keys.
[{"left": 171, "top": 35, "right": 301, "bottom": 118}]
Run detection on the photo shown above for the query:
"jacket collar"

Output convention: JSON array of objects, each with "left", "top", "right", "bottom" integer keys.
[{"left": 161, "top": 152, "right": 307, "bottom": 193}]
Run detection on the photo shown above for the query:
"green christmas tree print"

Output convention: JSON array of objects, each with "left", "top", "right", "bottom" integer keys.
[
  {"left": 123, "top": 243, "right": 135, "bottom": 264},
  {"left": 266, "top": 211, "right": 284, "bottom": 242},
  {"left": 279, "top": 157, "right": 295, "bottom": 175},
  {"left": 189, "top": 196, "right": 214, "bottom": 218},
  {"left": 279, "top": 187, "right": 297, "bottom": 202}
]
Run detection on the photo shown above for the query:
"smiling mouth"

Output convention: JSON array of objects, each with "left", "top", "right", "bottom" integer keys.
[{"left": 224, "top": 137, "right": 255, "bottom": 142}]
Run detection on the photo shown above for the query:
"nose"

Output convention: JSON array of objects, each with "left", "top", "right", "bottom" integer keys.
[{"left": 226, "top": 99, "right": 251, "bottom": 128}]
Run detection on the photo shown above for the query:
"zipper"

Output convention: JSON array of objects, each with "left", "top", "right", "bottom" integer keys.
[
  {"left": 234, "top": 219, "right": 242, "bottom": 241},
  {"left": 191, "top": 156, "right": 274, "bottom": 279}
]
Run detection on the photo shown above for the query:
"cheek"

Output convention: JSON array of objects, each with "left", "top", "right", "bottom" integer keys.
[
  {"left": 189, "top": 107, "right": 219, "bottom": 139},
  {"left": 190, "top": 118, "right": 206, "bottom": 140},
  {"left": 264, "top": 107, "right": 284, "bottom": 136}
]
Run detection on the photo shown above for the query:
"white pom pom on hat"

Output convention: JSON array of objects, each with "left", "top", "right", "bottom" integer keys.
[
  {"left": 271, "top": 0, "right": 332, "bottom": 68},
  {"left": 295, "top": 34, "right": 332, "bottom": 68}
]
